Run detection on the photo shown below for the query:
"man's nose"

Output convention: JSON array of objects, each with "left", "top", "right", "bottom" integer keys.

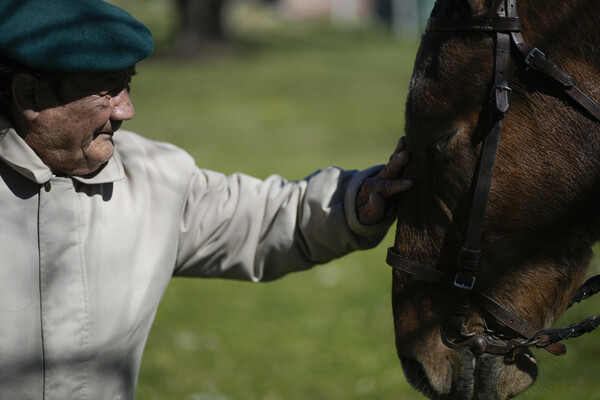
[{"left": 110, "top": 87, "right": 135, "bottom": 121}]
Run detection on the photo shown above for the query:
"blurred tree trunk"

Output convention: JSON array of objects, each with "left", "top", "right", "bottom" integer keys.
[{"left": 171, "top": 0, "right": 229, "bottom": 56}]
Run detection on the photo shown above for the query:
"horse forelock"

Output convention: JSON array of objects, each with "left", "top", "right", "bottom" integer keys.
[{"left": 430, "top": 0, "right": 500, "bottom": 18}]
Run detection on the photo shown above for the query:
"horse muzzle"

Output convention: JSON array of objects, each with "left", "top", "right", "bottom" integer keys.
[{"left": 400, "top": 347, "right": 538, "bottom": 400}]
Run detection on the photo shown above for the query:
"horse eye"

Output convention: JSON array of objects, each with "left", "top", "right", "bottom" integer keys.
[{"left": 427, "top": 134, "right": 453, "bottom": 157}]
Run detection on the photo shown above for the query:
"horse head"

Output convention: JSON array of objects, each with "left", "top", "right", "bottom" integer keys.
[{"left": 392, "top": 0, "right": 600, "bottom": 398}]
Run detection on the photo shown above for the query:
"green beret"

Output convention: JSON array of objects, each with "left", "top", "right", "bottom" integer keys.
[{"left": 0, "top": 0, "right": 154, "bottom": 72}]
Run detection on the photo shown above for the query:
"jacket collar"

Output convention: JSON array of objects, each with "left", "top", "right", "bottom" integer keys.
[{"left": 0, "top": 116, "right": 124, "bottom": 185}]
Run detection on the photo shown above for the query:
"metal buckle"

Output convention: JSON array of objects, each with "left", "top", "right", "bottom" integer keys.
[
  {"left": 525, "top": 47, "right": 546, "bottom": 69},
  {"left": 490, "top": 84, "right": 512, "bottom": 99},
  {"left": 453, "top": 274, "right": 476, "bottom": 290},
  {"left": 490, "top": 85, "right": 512, "bottom": 114}
]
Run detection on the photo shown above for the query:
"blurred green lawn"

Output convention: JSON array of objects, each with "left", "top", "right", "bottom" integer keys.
[
  {"left": 125, "top": 21, "right": 419, "bottom": 400},
  {"left": 130, "top": 32, "right": 414, "bottom": 177},
  {"left": 110, "top": 3, "right": 600, "bottom": 399}
]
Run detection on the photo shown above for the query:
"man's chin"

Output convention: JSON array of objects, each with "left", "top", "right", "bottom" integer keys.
[{"left": 71, "top": 146, "right": 115, "bottom": 177}]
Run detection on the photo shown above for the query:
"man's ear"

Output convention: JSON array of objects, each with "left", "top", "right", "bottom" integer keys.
[{"left": 11, "top": 74, "right": 42, "bottom": 121}]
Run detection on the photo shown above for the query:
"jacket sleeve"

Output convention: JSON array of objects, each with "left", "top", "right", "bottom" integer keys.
[{"left": 174, "top": 164, "right": 394, "bottom": 281}]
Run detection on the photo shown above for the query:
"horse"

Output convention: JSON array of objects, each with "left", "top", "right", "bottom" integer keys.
[{"left": 388, "top": 0, "right": 600, "bottom": 398}]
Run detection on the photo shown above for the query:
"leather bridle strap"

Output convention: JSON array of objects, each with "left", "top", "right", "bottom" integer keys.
[
  {"left": 446, "top": 1, "right": 513, "bottom": 337},
  {"left": 389, "top": 242, "right": 600, "bottom": 355},
  {"left": 426, "top": 16, "right": 521, "bottom": 32},
  {"left": 569, "top": 276, "right": 600, "bottom": 307},
  {"left": 387, "top": 247, "right": 567, "bottom": 355},
  {"left": 511, "top": 32, "right": 600, "bottom": 123},
  {"left": 477, "top": 291, "right": 566, "bottom": 355}
]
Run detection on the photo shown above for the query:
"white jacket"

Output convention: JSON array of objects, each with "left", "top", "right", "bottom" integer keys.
[{"left": 0, "top": 119, "right": 392, "bottom": 399}]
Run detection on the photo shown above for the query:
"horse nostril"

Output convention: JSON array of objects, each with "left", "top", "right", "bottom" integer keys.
[{"left": 400, "top": 357, "right": 421, "bottom": 382}]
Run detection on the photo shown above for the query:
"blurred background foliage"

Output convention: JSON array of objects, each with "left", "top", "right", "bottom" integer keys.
[{"left": 106, "top": 1, "right": 600, "bottom": 399}]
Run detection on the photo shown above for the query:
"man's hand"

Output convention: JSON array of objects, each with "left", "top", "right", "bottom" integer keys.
[{"left": 356, "top": 138, "right": 412, "bottom": 225}]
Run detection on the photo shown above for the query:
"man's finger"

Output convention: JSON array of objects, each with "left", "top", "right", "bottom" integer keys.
[
  {"left": 358, "top": 193, "right": 386, "bottom": 225},
  {"left": 388, "top": 137, "right": 407, "bottom": 161},
  {"left": 369, "top": 178, "right": 413, "bottom": 197},
  {"left": 380, "top": 151, "right": 410, "bottom": 179}
]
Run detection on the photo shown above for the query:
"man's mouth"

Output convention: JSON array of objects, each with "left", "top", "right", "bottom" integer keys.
[{"left": 93, "top": 131, "right": 115, "bottom": 138}]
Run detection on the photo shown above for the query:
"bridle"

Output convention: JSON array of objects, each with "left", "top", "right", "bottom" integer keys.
[{"left": 386, "top": 0, "right": 600, "bottom": 356}]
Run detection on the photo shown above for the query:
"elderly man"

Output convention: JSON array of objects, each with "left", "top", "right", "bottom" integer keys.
[{"left": 0, "top": 0, "right": 412, "bottom": 399}]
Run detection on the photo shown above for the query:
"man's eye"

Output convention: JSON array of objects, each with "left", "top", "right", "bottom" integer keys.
[{"left": 104, "top": 84, "right": 130, "bottom": 97}]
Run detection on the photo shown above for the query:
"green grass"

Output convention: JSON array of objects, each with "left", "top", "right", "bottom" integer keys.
[
  {"left": 127, "top": 24, "right": 421, "bottom": 400},
  {"left": 110, "top": 11, "right": 600, "bottom": 400}
]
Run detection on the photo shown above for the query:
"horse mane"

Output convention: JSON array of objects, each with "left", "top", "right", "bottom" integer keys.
[{"left": 521, "top": 0, "right": 600, "bottom": 70}]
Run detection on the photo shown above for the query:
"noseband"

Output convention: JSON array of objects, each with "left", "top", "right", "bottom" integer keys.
[{"left": 387, "top": 0, "right": 600, "bottom": 356}]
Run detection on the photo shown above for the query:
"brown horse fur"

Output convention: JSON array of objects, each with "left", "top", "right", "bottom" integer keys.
[{"left": 392, "top": 0, "right": 600, "bottom": 398}]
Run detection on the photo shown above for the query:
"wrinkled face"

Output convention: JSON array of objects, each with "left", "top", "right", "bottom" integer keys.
[
  {"left": 391, "top": 0, "right": 593, "bottom": 399},
  {"left": 15, "top": 67, "right": 136, "bottom": 176}
]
